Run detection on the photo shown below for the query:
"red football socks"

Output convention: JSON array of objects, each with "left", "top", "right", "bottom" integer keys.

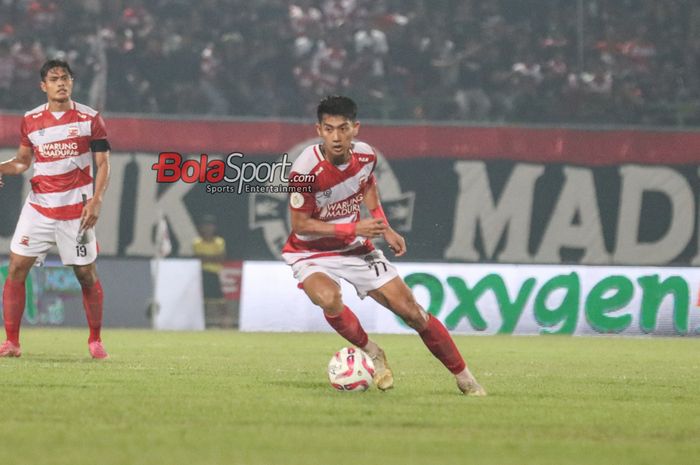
[
  {"left": 324, "top": 306, "right": 369, "bottom": 348},
  {"left": 81, "top": 280, "right": 104, "bottom": 343},
  {"left": 418, "top": 315, "right": 467, "bottom": 374},
  {"left": 2, "top": 278, "right": 26, "bottom": 344}
]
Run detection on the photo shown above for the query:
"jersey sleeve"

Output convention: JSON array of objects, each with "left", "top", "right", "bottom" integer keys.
[
  {"left": 19, "top": 118, "right": 32, "bottom": 147},
  {"left": 288, "top": 170, "right": 315, "bottom": 213},
  {"left": 360, "top": 173, "right": 376, "bottom": 195},
  {"left": 91, "top": 114, "right": 108, "bottom": 140},
  {"left": 90, "top": 114, "right": 111, "bottom": 152},
  {"left": 364, "top": 147, "right": 378, "bottom": 192}
]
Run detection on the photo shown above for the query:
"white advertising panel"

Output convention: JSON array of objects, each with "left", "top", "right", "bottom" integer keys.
[
  {"left": 240, "top": 261, "right": 700, "bottom": 336},
  {"left": 151, "top": 259, "right": 205, "bottom": 330}
]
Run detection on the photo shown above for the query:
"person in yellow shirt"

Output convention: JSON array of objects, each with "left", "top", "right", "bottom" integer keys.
[{"left": 192, "top": 215, "right": 227, "bottom": 327}]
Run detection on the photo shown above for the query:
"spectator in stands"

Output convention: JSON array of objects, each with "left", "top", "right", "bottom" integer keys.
[{"left": 0, "top": 0, "right": 697, "bottom": 127}]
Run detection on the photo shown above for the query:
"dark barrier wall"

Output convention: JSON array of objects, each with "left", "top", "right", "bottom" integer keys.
[
  {"left": 1, "top": 114, "right": 699, "bottom": 265},
  {"left": 0, "top": 258, "right": 152, "bottom": 328}
]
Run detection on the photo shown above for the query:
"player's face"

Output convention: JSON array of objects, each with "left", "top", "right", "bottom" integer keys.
[
  {"left": 40, "top": 67, "right": 73, "bottom": 103},
  {"left": 316, "top": 115, "right": 359, "bottom": 164}
]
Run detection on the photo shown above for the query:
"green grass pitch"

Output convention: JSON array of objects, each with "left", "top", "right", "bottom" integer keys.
[{"left": 0, "top": 329, "right": 698, "bottom": 465}]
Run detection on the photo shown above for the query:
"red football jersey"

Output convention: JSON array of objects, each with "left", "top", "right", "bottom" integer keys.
[
  {"left": 282, "top": 141, "right": 378, "bottom": 265},
  {"left": 20, "top": 101, "right": 107, "bottom": 220}
]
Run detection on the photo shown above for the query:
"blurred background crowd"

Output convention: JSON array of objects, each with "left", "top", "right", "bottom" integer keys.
[{"left": 1, "top": 0, "right": 699, "bottom": 126}]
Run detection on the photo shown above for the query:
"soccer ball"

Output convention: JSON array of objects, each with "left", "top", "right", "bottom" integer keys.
[{"left": 327, "top": 347, "right": 375, "bottom": 392}]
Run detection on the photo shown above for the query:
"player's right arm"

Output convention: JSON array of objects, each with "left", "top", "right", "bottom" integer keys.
[
  {"left": 290, "top": 208, "right": 387, "bottom": 239},
  {"left": 0, "top": 144, "right": 33, "bottom": 188}
]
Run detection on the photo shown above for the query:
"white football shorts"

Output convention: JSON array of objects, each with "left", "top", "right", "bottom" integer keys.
[
  {"left": 291, "top": 249, "right": 399, "bottom": 298},
  {"left": 10, "top": 201, "right": 97, "bottom": 266}
]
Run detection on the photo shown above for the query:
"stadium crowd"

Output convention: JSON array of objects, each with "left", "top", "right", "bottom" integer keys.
[{"left": 0, "top": 0, "right": 699, "bottom": 126}]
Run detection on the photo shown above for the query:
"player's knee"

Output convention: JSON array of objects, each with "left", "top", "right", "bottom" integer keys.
[
  {"left": 73, "top": 266, "right": 97, "bottom": 288},
  {"left": 7, "top": 259, "right": 32, "bottom": 281},
  {"left": 311, "top": 287, "right": 343, "bottom": 312}
]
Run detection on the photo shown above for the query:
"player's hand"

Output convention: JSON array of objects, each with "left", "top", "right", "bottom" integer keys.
[
  {"left": 384, "top": 228, "right": 407, "bottom": 256},
  {"left": 79, "top": 198, "right": 102, "bottom": 231},
  {"left": 355, "top": 218, "right": 387, "bottom": 238}
]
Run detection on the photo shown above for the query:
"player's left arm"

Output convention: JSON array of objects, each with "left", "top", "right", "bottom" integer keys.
[
  {"left": 80, "top": 149, "right": 110, "bottom": 231},
  {"left": 81, "top": 115, "right": 111, "bottom": 231},
  {"left": 363, "top": 181, "right": 406, "bottom": 257}
]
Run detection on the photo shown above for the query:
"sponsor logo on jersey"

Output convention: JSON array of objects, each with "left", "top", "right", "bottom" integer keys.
[
  {"left": 319, "top": 194, "right": 363, "bottom": 220},
  {"left": 37, "top": 141, "right": 80, "bottom": 158}
]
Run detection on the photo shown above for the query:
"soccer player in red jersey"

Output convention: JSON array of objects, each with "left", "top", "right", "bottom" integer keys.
[
  {"left": 0, "top": 59, "right": 111, "bottom": 359},
  {"left": 283, "top": 96, "right": 486, "bottom": 395}
]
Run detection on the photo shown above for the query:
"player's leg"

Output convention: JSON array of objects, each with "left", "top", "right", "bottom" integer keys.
[
  {"left": 2, "top": 203, "right": 52, "bottom": 357},
  {"left": 72, "top": 262, "right": 107, "bottom": 359},
  {"left": 301, "top": 271, "right": 393, "bottom": 390},
  {"left": 0, "top": 253, "right": 36, "bottom": 357},
  {"left": 368, "top": 277, "right": 486, "bottom": 396},
  {"left": 57, "top": 218, "right": 107, "bottom": 358},
  {"left": 302, "top": 272, "right": 368, "bottom": 346}
]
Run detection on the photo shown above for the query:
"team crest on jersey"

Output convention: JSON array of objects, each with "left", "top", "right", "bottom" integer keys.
[
  {"left": 19, "top": 236, "right": 30, "bottom": 246},
  {"left": 67, "top": 125, "right": 80, "bottom": 137}
]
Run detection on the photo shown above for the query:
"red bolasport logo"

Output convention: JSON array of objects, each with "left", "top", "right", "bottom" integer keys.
[
  {"left": 151, "top": 152, "right": 314, "bottom": 194},
  {"left": 151, "top": 152, "right": 226, "bottom": 183}
]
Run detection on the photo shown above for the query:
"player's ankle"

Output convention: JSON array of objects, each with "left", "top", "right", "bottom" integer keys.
[
  {"left": 455, "top": 367, "right": 476, "bottom": 383},
  {"left": 361, "top": 340, "right": 381, "bottom": 356}
]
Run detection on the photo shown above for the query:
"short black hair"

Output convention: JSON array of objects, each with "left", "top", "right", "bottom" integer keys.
[
  {"left": 317, "top": 95, "right": 357, "bottom": 122},
  {"left": 40, "top": 59, "right": 73, "bottom": 81}
]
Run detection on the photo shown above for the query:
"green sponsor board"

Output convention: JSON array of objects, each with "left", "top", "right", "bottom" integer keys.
[{"left": 402, "top": 270, "right": 699, "bottom": 336}]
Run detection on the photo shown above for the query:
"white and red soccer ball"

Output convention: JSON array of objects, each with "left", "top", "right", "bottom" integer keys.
[{"left": 327, "top": 347, "right": 375, "bottom": 392}]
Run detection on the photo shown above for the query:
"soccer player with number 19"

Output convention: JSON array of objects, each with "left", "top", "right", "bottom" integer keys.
[
  {"left": 0, "top": 60, "right": 111, "bottom": 359},
  {"left": 283, "top": 96, "right": 485, "bottom": 395}
]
